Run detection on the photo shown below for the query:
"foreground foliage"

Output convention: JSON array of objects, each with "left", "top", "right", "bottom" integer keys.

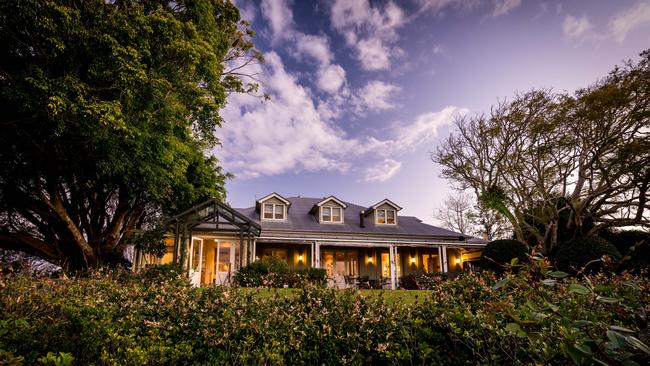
[
  {"left": 1, "top": 258, "right": 648, "bottom": 365},
  {"left": 233, "top": 256, "right": 327, "bottom": 288}
]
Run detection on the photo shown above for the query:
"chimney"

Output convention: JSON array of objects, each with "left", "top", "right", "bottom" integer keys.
[{"left": 359, "top": 210, "right": 365, "bottom": 228}]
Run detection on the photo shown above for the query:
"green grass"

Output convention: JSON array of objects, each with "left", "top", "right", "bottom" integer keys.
[{"left": 238, "top": 287, "right": 431, "bottom": 305}]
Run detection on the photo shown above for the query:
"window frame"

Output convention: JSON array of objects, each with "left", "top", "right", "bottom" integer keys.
[
  {"left": 375, "top": 209, "right": 397, "bottom": 225},
  {"left": 320, "top": 205, "right": 343, "bottom": 223},
  {"left": 262, "top": 203, "right": 286, "bottom": 221}
]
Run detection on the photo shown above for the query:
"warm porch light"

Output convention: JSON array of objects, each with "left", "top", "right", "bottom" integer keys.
[
  {"left": 455, "top": 258, "right": 461, "bottom": 264},
  {"left": 298, "top": 254, "right": 304, "bottom": 263},
  {"left": 410, "top": 257, "right": 416, "bottom": 264},
  {"left": 367, "top": 256, "right": 373, "bottom": 264}
]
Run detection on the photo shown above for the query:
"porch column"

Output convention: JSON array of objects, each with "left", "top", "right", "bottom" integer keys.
[
  {"left": 314, "top": 242, "right": 321, "bottom": 268},
  {"left": 246, "top": 234, "right": 252, "bottom": 265},
  {"left": 441, "top": 245, "right": 449, "bottom": 273},
  {"left": 252, "top": 238, "right": 257, "bottom": 261},
  {"left": 310, "top": 242, "right": 315, "bottom": 267},
  {"left": 389, "top": 244, "right": 396, "bottom": 290}
]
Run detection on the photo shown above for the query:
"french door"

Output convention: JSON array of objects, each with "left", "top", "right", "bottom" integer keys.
[
  {"left": 189, "top": 237, "right": 204, "bottom": 287},
  {"left": 214, "top": 240, "right": 236, "bottom": 285}
]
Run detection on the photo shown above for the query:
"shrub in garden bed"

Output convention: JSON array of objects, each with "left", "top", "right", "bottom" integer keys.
[
  {"left": 555, "top": 236, "right": 622, "bottom": 274},
  {"left": 1, "top": 258, "right": 648, "bottom": 365},
  {"left": 480, "top": 239, "right": 529, "bottom": 273},
  {"left": 232, "top": 256, "right": 326, "bottom": 288}
]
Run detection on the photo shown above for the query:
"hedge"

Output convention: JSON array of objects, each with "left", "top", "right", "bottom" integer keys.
[
  {"left": 480, "top": 239, "right": 529, "bottom": 273},
  {"left": 232, "top": 256, "right": 327, "bottom": 288},
  {"left": 555, "top": 236, "right": 622, "bottom": 274},
  {"left": 1, "top": 259, "right": 649, "bottom": 365}
]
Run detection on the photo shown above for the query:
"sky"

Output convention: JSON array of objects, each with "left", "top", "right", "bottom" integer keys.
[{"left": 216, "top": 0, "right": 650, "bottom": 224}]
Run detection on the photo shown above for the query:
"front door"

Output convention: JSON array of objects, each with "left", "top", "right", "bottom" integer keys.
[
  {"left": 215, "top": 240, "right": 236, "bottom": 285},
  {"left": 189, "top": 237, "right": 203, "bottom": 286}
]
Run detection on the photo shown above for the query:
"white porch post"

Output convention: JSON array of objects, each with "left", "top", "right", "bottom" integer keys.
[
  {"left": 437, "top": 245, "right": 444, "bottom": 273},
  {"left": 310, "top": 242, "right": 315, "bottom": 267},
  {"left": 314, "top": 242, "right": 321, "bottom": 268},
  {"left": 252, "top": 238, "right": 257, "bottom": 262},
  {"left": 441, "top": 245, "right": 449, "bottom": 273},
  {"left": 389, "top": 244, "right": 396, "bottom": 290}
]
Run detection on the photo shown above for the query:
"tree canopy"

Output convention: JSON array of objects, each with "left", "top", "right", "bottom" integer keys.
[
  {"left": 0, "top": 0, "right": 261, "bottom": 269},
  {"left": 434, "top": 49, "right": 650, "bottom": 253}
]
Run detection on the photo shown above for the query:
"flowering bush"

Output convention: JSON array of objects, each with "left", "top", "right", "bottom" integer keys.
[
  {"left": 233, "top": 256, "right": 327, "bottom": 288},
  {"left": 0, "top": 258, "right": 648, "bottom": 365}
]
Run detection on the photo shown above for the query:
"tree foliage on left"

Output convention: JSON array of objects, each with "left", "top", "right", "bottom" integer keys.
[{"left": 0, "top": 0, "right": 262, "bottom": 269}]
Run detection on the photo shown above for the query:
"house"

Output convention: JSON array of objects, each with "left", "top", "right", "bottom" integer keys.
[{"left": 133, "top": 193, "right": 486, "bottom": 289}]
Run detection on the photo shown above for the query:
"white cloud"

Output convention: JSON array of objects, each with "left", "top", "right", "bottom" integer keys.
[
  {"left": 260, "top": 0, "right": 293, "bottom": 42},
  {"left": 218, "top": 53, "right": 351, "bottom": 177},
  {"left": 317, "top": 64, "right": 347, "bottom": 94},
  {"left": 354, "top": 80, "right": 401, "bottom": 112},
  {"left": 364, "top": 159, "right": 402, "bottom": 182},
  {"left": 217, "top": 53, "right": 464, "bottom": 179},
  {"left": 491, "top": 0, "right": 522, "bottom": 17},
  {"left": 562, "top": 14, "right": 593, "bottom": 40},
  {"left": 330, "top": 0, "right": 405, "bottom": 71},
  {"left": 294, "top": 34, "right": 333, "bottom": 65},
  {"left": 261, "top": 0, "right": 347, "bottom": 94},
  {"left": 609, "top": 2, "right": 650, "bottom": 43}
]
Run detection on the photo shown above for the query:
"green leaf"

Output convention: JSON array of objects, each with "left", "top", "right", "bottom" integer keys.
[
  {"left": 548, "top": 271, "right": 570, "bottom": 278},
  {"left": 610, "top": 325, "right": 634, "bottom": 333},
  {"left": 626, "top": 336, "right": 650, "bottom": 355},
  {"left": 492, "top": 279, "right": 508, "bottom": 290},
  {"left": 542, "top": 279, "right": 557, "bottom": 286},
  {"left": 505, "top": 322, "right": 520, "bottom": 334},
  {"left": 573, "top": 320, "right": 591, "bottom": 328},
  {"left": 596, "top": 296, "right": 620, "bottom": 304},
  {"left": 575, "top": 343, "right": 592, "bottom": 355},
  {"left": 569, "top": 284, "right": 590, "bottom": 295}
]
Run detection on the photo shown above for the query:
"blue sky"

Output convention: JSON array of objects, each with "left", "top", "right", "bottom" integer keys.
[{"left": 217, "top": 0, "right": 650, "bottom": 224}]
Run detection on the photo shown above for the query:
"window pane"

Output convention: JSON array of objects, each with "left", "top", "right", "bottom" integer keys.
[
  {"left": 377, "top": 210, "right": 386, "bottom": 224},
  {"left": 332, "top": 207, "right": 341, "bottom": 222},
  {"left": 263, "top": 204, "right": 273, "bottom": 219},
  {"left": 274, "top": 205, "right": 284, "bottom": 219},
  {"left": 387, "top": 210, "right": 395, "bottom": 224},
  {"left": 322, "top": 207, "right": 331, "bottom": 221}
]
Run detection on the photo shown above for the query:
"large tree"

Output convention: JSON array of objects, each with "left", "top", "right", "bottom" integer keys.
[
  {"left": 434, "top": 50, "right": 650, "bottom": 253},
  {"left": 435, "top": 192, "right": 509, "bottom": 240},
  {"left": 0, "top": 0, "right": 261, "bottom": 269}
]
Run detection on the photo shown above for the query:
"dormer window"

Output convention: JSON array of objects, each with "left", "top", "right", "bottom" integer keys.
[
  {"left": 366, "top": 199, "right": 402, "bottom": 226},
  {"left": 263, "top": 203, "right": 285, "bottom": 220},
  {"left": 321, "top": 206, "right": 342, "bottom": 223},
  {"left": 256, "top": 193, "right": 291, "bottom": 221},
  {"left": 310, "top": 196, "right": 347, "bottom": 224},
  {"left": 377, "top": 209, "right": 396, "bottom": 224}
]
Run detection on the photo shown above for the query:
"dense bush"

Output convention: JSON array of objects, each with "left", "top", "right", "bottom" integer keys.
[
  {"left": 232, "top": 256, "right": 326, "bottom": 288},
  {"left": 480, "top": 239, "right": 529, "bottom": 273},
  {"left": 400, "top": 270, "right": 447, "bottom": 289},
  {"left": 599, "top": 229, "right": 650, "bottom": 273},
  {"left": 1, "top": 259, "right": 648, "bottom": 365},
  {"left": 556, "top": 236, "right": 622, "bottom": 274}
]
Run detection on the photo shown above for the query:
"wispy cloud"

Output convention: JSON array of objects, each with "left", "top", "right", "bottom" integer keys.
[
  {"left": 217, "top": 53, "right": 463, "bottom": 179},
  {"left": 364, "top": 159, "right": 402, "bottom": 182},
  {"left": 330, "top": 0, "right": 405, "bottom": 71},
  {"left": 353, "top": 81, "right": 401, "bottom": 114},
  {"left": 562, "top": 14, "right": 593, "bottom": 40},
  {"left": 609, "top": 2, "right": 650, "bottom": 43},
  {"left": 491, "top": 0, "right": 522, "bottom": 18}
]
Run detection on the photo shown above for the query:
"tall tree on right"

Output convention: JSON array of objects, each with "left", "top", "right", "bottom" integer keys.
[{"left": 434, "top": 49, "right": 650, "bottom": 254}]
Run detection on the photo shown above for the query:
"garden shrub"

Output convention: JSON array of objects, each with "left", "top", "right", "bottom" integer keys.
[
  {"left": 233, "top": 257, "right": 326, "bottom": 287},
  {"left": 400, "top": 270, "right": 446, "bottom": 289},
  {"left": 480, "top": 239, "right": 529, "bottom": 273},
  {"left": 555, "top": 236, "right": 622, "bottom": 274},
  {"left": 0, "top": 261, "right": 648, "bottom": 365},
  {"left": 599, "top": 229, "right": 650, "bottom": 274}
]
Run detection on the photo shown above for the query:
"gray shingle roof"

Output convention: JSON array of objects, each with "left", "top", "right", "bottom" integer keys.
[{"left": 235, "top": 196, "right": 471, "bottom": 240}]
